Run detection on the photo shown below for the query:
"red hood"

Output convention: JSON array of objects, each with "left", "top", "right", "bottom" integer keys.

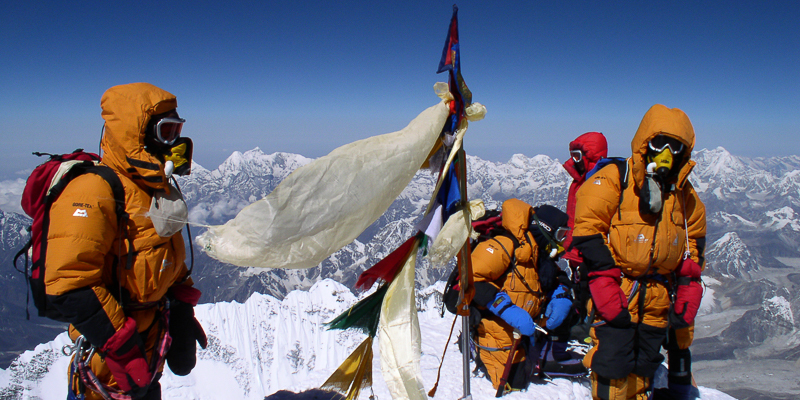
[{"left": 562, "top": 132, "right": 607, "bottom": 181}]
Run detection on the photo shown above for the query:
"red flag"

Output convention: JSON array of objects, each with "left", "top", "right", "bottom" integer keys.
[
  {"left": 355, "top": 236, "right": 417, "bottom": 290},
  {"left": 436, "top": 5, "right": 473, "bottom": 132}
]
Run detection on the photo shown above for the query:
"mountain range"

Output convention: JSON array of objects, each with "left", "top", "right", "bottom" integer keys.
[{"left": 0, "top": 146, "right": 799, "bottom": 399}]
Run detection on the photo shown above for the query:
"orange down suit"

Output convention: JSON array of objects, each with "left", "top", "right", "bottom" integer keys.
[
  {"left": 44, "top": 83, "right": 193, "bottom": 398},
  {"left": 471, "top": 199, "right": 545, "bottom": 389},
  {"left": 572, "top": 105, "right": 706, "bottom": 400}
]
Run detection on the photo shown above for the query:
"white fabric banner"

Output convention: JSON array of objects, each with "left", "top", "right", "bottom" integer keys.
[
  {"left": 378, "top": 242, "right": 426, "bottom": 400},
  {"left": 196, "top": 100, "right": 449, "bottom": 269},
  {"left": 427, "top": 199, "right": 485, "bottom": 269}
]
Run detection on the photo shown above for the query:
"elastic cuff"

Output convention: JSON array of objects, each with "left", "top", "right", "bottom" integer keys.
[{"left": 472, "top": 282, "right": 498, "bottom": 307}]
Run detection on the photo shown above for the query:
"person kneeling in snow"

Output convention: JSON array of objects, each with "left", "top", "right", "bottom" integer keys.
[{"left": 469, "top": 200, "right": 570, "bottom": 392}]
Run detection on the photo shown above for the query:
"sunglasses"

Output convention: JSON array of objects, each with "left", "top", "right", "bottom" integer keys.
[
  {"left": 155, "top": 117, "right": 185, "bottom": 145},
  {"left": 570, "top": 149, "right": 583, "bottom": 163},
  {"left": 648, "top": 135, "right": 684, "bottom": 155}
]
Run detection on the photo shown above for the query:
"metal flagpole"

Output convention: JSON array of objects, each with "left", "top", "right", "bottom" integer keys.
[{"left": 456, "top": 146, "right": 473, "bottom": 400}]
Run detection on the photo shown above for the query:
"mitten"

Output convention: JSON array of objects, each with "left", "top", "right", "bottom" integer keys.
[
  {"left": 100, "top": 318, "right": 152, "bottom": 397},
  {"left": 487, "top": 291, "right": 537, "bottom": 337},
  {"left": 166, "top": 285, "right": 208, "bottom": 376},
  {"left": 588, "top": 267, "right": 631, "bottom": 327},
  {"left": 544, "top": 284, "right": 573, "bottom": 330},
  {"left": 670, "top": 259, "right": 703, "bottom": 329}
]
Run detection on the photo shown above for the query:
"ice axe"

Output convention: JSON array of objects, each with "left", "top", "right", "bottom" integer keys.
[{"left": 495, "top": 330, "right": 523, "bottom": 397}]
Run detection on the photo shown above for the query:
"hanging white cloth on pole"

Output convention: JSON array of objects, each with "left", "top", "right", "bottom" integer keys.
[
  {"left": 378, "top": 240, "right": 427, "bottom": 400},
  {"left": 197, "top": 96, "right": 450, "bottom": 269}
]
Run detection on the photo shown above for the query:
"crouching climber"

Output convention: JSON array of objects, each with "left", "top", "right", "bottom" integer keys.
[{"left": 469, "top": 199, "right": 571, "bottom": 393}]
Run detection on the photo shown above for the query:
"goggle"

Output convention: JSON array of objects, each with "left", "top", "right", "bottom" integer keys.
[
  {"left": 553, "top": 226, "right": 569, "bottom": 243},
  {"left": 570, "top": 149, "right": 583, "bottom": 163},
  {"left": 648, "top": 135, "right": 684, "bottom": 155},
  {"left": 532, "top": 214, "right": 570, "bottom": 243},
  {"left": 155, "top": 117, "right": 185, "bottom": 145}
]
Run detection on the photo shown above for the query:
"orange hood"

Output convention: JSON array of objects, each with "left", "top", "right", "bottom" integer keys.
[
  {"left": 100, "top": 83, "right": 177, "bottom": 191},
  {"left": 630, "top": 104, "right": 696, "bottom": 190},
  {"left": 501, "top": 198, "right": 535, "bottom": 263}
]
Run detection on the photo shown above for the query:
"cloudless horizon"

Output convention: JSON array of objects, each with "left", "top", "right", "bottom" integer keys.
[{"left": 1, "top": 1, "right": 798, "bottom": 180}]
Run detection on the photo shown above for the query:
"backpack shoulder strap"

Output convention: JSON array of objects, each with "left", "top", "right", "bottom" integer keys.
[
  {"left": 487, "top": 230, "right": 519, "bottom": 271},
  {"left": 590, "top": 157, "right": 629, "bottom": 220},
  {"left": 85, "top": 165, "right": 133, "bottom": 272},
  {"left": 488, "top": 230, "right": 543, "bottom": 297},
  {"left": 86, "top": 165, "right": 126, "bottom": 217},
  {"left": 612, "top": 158, "right": 629, "bottom": 219}
]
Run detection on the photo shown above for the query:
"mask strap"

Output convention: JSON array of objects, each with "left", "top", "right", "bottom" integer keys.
[{"left": 532, "top": 214, "right": 560, "bottom": 257}]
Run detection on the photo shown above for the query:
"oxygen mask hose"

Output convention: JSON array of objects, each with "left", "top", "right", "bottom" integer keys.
[{"left": 164, "top": 160, "right": 175, "bottom": 178}]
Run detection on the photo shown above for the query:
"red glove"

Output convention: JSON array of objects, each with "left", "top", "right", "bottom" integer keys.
[
  {"left": 588, "top": 267, "right": 631, "bottom": 327},
  {"left": 670, "top": 259, "right": 703, "bottom": 329},
  {"left": 171, "top": 284, "right": 202, "bottom": 306},
  {"left": 100, "top": 318, "right": 153, "bottom": 397}
]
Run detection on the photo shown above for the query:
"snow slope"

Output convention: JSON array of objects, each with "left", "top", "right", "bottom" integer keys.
[{"left": 1, "top": 280, "right": 736, "bottom": 400}]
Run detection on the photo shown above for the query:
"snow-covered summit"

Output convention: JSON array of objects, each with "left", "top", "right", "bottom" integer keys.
[{"left": 0, "top": 279, "right": 736, "bottom": 400}]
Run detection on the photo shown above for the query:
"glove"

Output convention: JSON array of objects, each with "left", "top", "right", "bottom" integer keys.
[
  {"left": 166, "top": 285, "right": 208, "bottom": 376},
  {"left": 670, "top": 259, "right": 703, "bottom": 329},
  {"left": 487, "top": 292, "right": 537, "bottom": 337},
  {"left": 544, "top": 285, "right": 573, "bottom": 330},
  {"left": 100, "top": 317, "right": 152, "bottom": 397},
  {"left": 588, "top": 267, "right": 631, "bottom": 328}
]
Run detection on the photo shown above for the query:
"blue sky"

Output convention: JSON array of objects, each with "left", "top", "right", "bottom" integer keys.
[{"left": 1, "top": 1, "right": 798, "bottom": 180}]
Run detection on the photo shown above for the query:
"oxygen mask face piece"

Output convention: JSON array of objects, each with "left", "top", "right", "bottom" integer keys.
[
  {"left": 163, "top": 137, "right": 193, "bottom": 178},
  {"left": 646, "top": 134, "right": 684, "bottom": 181},
  {"left": 545, "top": 242, "right": 566, "bottom": 259},
  {"left": 648, "top": 148, "right": 674, "bottom": 180}
]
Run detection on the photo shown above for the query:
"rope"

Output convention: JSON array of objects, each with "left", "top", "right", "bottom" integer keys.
[{"left": 427, "top": 312, "right": 459, "bottom": 397}]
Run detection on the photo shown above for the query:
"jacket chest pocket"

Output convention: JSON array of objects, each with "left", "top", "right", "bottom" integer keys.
[
  {"left": 653, "top": 197, "right": 687, "bottom": 272},
  {"left": 609, "top": 208, "right": 656, "bottom": 271}
]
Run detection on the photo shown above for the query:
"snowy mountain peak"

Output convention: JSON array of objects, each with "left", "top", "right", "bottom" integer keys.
[
  {"left": 693, "top": 147, "right": 744, "bottom": 177},
  {"left": 765, "top": 207, "right": 800, "bottom": 231},
  {"left": 705, "top": 232, "right": 758, "bottom": 279}
]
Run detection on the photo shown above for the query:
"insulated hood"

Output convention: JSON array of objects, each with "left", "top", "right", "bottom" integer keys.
[
  {"left": 630, "top": 104, "right": 696, "bottom": 189},
  {"left": 100, "top": 82, "right": 177, "bottom": 191},
  {"left": 564, "top": 131, "right": 607, "bottom": 181},
  {"left": 501, "top": 198, "right": 535, "bottom": 263}
]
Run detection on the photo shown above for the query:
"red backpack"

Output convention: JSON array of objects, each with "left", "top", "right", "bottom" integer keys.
[{"left": 13, "top": 149, "right": 127, "bottom": 321}]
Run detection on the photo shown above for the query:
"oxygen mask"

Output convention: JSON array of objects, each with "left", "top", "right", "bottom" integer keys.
[
  {"left": 646, "top": 135, "right": 684, "bottom": 180},
  {"left": 647, "top": 148, "right": 674, "bottom": 179},
  {"left": 163, "top": 137, "right": 193, "bottom": 178}
]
